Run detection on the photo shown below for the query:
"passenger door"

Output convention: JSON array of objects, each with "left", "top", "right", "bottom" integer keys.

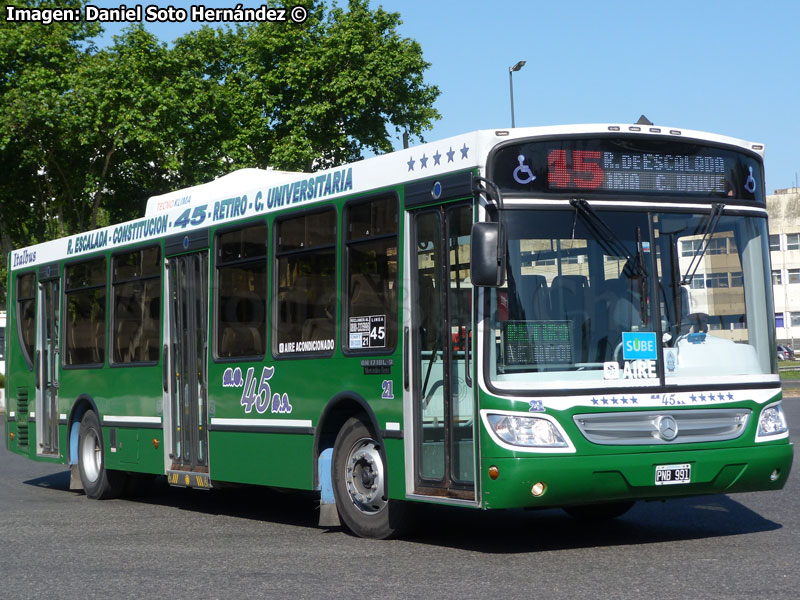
[
  {"left": 165, "top": 251, "right": 210, "bottom": 482},
  {"left": 408, "top": 202, "right": 475, "bottom": 500}
]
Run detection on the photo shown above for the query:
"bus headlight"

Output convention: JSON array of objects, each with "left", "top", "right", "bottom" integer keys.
[
  {"left": 756, "top": 402, "right": 788, "bottom": 441},
  {"left": 486, "top": 414, "right": 568, "bottom": 448}
]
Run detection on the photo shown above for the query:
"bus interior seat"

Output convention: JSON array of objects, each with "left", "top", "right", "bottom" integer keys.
[
  {"left": 549, "top": 274, "right": 590, "bottom": 362},
  {"left": 511, "top": 274, "right": 551, "bottom": 321},
  {"left": 350, "top": 273, "right": 386, "bottom": 318}
]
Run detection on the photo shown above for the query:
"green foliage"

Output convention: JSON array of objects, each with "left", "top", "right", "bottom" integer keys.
[{"left": 0, "top": 0, "right": 440, "bottom": 307}]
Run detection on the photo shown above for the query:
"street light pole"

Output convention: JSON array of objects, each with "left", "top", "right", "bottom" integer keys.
[{"left": 509, "top": 60, "right": 526, "bottom": 128}]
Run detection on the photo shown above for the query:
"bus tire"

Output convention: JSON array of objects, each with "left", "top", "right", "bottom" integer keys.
[
  {"left": 77, "top": 410, "right": 126, "bottom": 500},
  {"left": 332, "top": 417, "right": 405, "bottom": 539},
  {"left": 563, "top": 501, "right": 635, "bottom": 521}
]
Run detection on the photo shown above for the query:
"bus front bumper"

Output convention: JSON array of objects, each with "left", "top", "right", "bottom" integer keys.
[{"left": 480, "top": 442, "right": 793, "bottom": 509}]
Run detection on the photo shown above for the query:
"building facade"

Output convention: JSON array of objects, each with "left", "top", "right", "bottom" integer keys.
[{"left": 767, "top": 187, "right": 800, "bottom": 349}]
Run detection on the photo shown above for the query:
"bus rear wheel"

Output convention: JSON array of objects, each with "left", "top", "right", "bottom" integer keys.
[
  {"left": 77, "top": 411, "right": 126, "bottom": 499},
  {"left": 332, "top": 417, "right": 405, "bottom": 539}
]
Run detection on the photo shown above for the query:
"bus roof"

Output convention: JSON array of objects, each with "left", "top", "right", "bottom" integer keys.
[{"left": 8, "top": 124, "right": 763, "bottom": 271}]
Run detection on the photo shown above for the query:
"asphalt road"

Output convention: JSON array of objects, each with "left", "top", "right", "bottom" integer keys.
[{"left": 2, "top": 400, "right": 799, "bottom": 600}]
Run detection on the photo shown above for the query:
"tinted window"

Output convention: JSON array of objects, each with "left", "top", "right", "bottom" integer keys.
[
  {"left": 345, "top": 197, "right": 398, "bottom": 351},
  {"left": 275, "top": 210, "right": 336, "bottom": 355},
  {"left": 112, "top": 247, "right": 161, "bottom": 364},
  {"left": 16, "top": 272, "right": 36, "bottom": 367},
  {"left": 65, "top": 257, "right": 106, "bottom": 366},
  {"left": 216, "top": 224, "right": 267, "bottom": 358}
]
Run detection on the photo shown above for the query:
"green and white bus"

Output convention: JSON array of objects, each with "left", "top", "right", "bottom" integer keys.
[{"left": 4, "top": 124, "right": 793, "bottom": 538}]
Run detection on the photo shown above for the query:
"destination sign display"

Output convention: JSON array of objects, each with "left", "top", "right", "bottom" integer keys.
[{"left": 490, "top": 137, "right": 764, "bottom": 203}]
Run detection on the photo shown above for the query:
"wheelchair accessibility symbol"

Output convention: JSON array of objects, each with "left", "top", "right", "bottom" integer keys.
[
  {"left": 513, "top": 154, "right": 536, "bottom": 185},
  {"left": 744, "top": 166, "right": 757, "bottom": 194}
]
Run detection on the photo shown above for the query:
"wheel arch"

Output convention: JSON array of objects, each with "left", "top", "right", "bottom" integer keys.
[{"left": 312, "top": 391, "right": 384, "bottom": 490}]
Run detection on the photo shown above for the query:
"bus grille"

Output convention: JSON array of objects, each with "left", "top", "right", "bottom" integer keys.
[
  {"left": 573, "top": 408, "right": 750, "bottom": 445},
  {"left": 16, "top": 390, "right": 29, "bottom": 448}
]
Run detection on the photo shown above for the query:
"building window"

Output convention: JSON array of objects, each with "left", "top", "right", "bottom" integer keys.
[
  {"left": 776, "top": 313, "right": 785, "bottom": 328},
  {"left": 690, "top": 276, "right": 705, "bottom": 289},
  {"left": 216, "top": 223, "right": 267, "bottom": 358},
  {"left": 787, "top": 233, "right": 800, "bottom": 251},
  {"left": 65, "top": 257, "right": 107, "bottom": 366},
  {"left": 16, "top": 272, "right": 36, "bottom": 367},
  {"left": 791, "top": 312, "right": 800, "bottom": 327},
  {"left": 274, "top": 209, "right": 336, "bottom": 355},
  {"left": 112, "top": 247, "right": 161, "bottom": 364},
  {"left": 707, "top": 237, "right": 727, "bottom": 255},
  {"left": 682, "top": 239, "right": 703, "bottom": 257},
  {"left": 769, "top": 234, "right": 781, "bottom": 252},
  {"left": 705, "top": 272, "right": 729, "bottom": 288},
  {"left": 789, "top": 269, "right": 800, "bottom": 284},
  {"left": 772, "top": 270, "right": 782, "bottom": 285},
  {"left": 730, "top": 271, "right": 743, "bottom": 287},
  {"left": 345, "top": 197, "right": 398, "bottom": 352}
]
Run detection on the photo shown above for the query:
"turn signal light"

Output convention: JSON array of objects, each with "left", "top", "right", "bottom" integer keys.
[
  {"left": 531, "top": 482, "right": 546, "bottom": 497},
  {"left": 9, "top": 432, "right": 14, "bottom": 441},
  {"left": 488, "top": 466, "right": 500, "bottom": 480},
  {"left": 153, "top": 439, "right": 159, "bottom": 450}
]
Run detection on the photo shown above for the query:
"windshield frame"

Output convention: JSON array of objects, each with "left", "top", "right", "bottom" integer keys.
[{"left": 480, "top": 201, "right": 779, "bottom": 396}]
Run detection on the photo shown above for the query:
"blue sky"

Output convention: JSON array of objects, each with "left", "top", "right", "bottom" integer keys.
[{"left": 93, "top": 0, "right": 800, "bottom": 193}]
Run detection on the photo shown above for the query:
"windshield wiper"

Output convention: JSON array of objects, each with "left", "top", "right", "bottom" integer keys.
[
  {"left": 680, "top": 202, "right": 725, "bottom": 286},
  {"left": 569, "top": 198, "right": 643, "bottom": 278}
]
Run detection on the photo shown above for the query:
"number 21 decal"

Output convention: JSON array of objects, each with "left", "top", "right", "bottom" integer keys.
[{"left": 381, "top": 380, "right": 394, "bottom": 400}]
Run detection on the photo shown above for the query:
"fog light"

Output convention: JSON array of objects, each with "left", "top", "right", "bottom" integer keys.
[
  {"left": 488, "top": 466, "right": 499, "bottom": 480},
  {"left": 531, "top": 481, "right": 546, "bottom": 497},
  {"left": 770, "top": 469, "right": 780, "bottom": 482}
]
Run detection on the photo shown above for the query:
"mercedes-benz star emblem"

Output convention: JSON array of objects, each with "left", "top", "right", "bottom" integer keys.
[{"left": 656, "top": 415, "right": 679, "bottom": 441}]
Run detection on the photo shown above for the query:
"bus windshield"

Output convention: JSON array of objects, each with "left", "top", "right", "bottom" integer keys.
[{"left": 487, "top": 207, "right": 775, "bottom": 390}]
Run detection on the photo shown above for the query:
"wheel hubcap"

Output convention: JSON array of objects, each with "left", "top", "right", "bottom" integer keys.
[
  {"left": 80, "top": 429, "right": 101, "bottom": 483},
  {"left": 345, "top": 438, "right": 386, "bottom": 514}
]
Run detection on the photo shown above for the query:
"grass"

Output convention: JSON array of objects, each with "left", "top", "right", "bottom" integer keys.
[{"left": 779, "top": 360, "right": 800, "bottom": 380}]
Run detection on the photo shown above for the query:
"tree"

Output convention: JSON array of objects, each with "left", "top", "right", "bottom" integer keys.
[{"left": 0, "top": 0, "right": 440, "bottom": 305}]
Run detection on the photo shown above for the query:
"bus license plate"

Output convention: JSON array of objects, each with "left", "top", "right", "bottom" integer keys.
[{"left": 655, "top": 463, "right": 691, "bottom": 486}]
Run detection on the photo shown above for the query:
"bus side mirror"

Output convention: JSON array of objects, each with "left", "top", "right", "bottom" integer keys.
[{"left": 470, "top": 222, "right": 506, "bottom": 287}]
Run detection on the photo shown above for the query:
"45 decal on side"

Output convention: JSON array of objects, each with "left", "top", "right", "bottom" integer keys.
[{"left": 223, "top": 366, "right": 293, "bottom": 415}]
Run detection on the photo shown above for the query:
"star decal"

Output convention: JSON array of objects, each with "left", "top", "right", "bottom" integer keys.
[
  {"left": 601, "top": 397, "right": 609, "bottom": 405},
  {"left": 591, "top": 398, "right": 599, "bottom": 405},
  {"left": 690, "top": 394, "right": 697, "bottom": 403},
  {"left": 407, "top": 156, "right": 415, "bottom": 171},
  {"left": 718, "top": 393, "right": 725, "bottom": 401},
  {"left": 699, "top": 394, "right": 706, "bottom": 402},
  {"left": 621, "top": 397, "right": 629, "bottom": 405},
  {"left": 611, "top": 397, "right": 619, "bottom": 405},
  {"left": 727, "top": 392, "right": 734, "bottom": 401},
  {"left": 433, "top": 150, "right": 442, "bottom": 166},
  {"left": 420, "top": 153, "right": 429, "bottom": 168},
  {"left": 460, "top": 143, "right": 470, "bottom": 159},
  {"left": 446, "top": 147, "right": 455, "bottom": 162}
]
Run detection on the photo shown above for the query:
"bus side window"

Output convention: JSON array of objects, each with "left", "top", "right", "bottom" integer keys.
[
  {"left": 65, "top": 257, "right": 107, "bottom": 367},
  {"left": 16, "top": 272, "right": 37, "bottom": 368},
  {"left": 215, "top": 223, "right": 267, "bottom": 359},
  {"left": 111, "top": 246, "right": 161, "bottom": 365},
  {"left": 344, "top": 197, "right": 398, "bottom": 352},
  {"left": 274, "top": 209, "right": 337, "bottom": 355}
]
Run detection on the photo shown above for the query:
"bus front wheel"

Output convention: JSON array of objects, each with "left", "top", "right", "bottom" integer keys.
[
  {"left": 77, "top": 411, "right": 126, "bottom": 500},
  {"left": 332, "top": 417, "right": 405, "bottom": 539}
]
